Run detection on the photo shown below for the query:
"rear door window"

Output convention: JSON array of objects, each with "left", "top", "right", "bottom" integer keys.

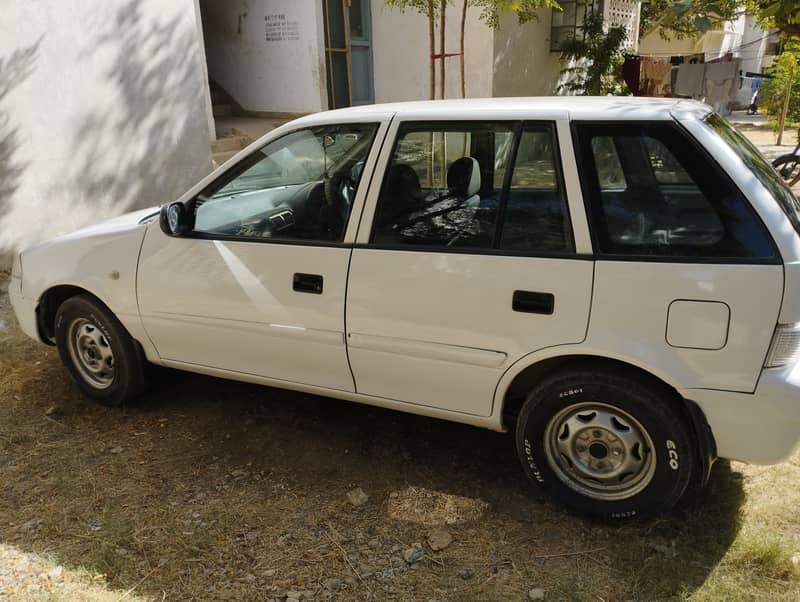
[
  {"left": 370, "top": 122, "right": 574, "bottom": 254},
  {"left": 574, "top": 122, "right": 778, "bottom": 261}
]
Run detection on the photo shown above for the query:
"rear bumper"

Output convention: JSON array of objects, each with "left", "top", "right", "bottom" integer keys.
[
  {"left": 688, "top": 366, "right": 800, "bottom": 464},
  {"left": 8, "top": 280, "right": 40, "bottom": 342}
]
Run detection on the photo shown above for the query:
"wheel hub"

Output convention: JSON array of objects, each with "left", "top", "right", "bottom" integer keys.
[
  {"left": 544, "top": 402, "right": 656, "bottom": 501},
  {"left": 66, "top": 318, "right": 116, "bottom": 390}
]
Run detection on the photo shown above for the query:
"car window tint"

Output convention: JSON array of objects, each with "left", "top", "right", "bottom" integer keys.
[
  {"left": 371, "top": 123, "right": 515, "bottom": 249},
  {"left": 193, "top": 123, "right": 378, "bottom": 242},
  {"left": 703, "top": 112, "right": 800, "bottom": 237},
  {"left": 576, "top": 122, "right": 777, "bottom": 260},
  {"left": 499, "top": 125, "right": 574, "bottom": 253}
]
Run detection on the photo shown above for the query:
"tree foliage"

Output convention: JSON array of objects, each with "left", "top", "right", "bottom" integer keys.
[
  {"left": 639, "top": 0, "right": 742, "bottom": 40},
  {"left": 747, "top": 1, "right": 800, "bottom": 38},
  {"left": 641, "top": 1, "right": 800, "bottom": 41},
  {"left": 558, "top": 12, "right": 628, "bottom": 95},
  {"left": 469, "top": 0, "right": 561, "bottom": 28},
  {"left": 760, "top": 39, "right": 800, "bottom": 126}
]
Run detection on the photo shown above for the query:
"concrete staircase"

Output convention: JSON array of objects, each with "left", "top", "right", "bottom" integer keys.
[
  {"left": 208, "top": 81, "right": 289, "bottom": 168},
  {"left": 211, "top": 125, "right": 252, "bottom": 169}
]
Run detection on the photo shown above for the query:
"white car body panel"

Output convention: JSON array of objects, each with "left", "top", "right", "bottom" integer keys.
[
  {"left": 346, "top": 251, "right": 594, "bottom": 416},
  {"left": 9, "top": 97, "right": 800, "bottom": 467},
  {"left": 137, "top": 235, "right": 356, "bottom": 391},
  {"left": 12, "top": 207, "right": 159, "bottom": 360}
]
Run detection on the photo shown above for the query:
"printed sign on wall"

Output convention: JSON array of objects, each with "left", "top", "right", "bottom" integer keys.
[{"left": 265, "top": 14, "right": 300, "bottom": 42}]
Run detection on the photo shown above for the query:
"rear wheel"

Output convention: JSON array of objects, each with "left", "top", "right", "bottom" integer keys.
[
  {"left": 55, "top": 294, "right": 147, "bottom": 406},
  {"left": 772, "top": 154, "right": 800, "bottom": 186},
  {"left": 515, "top": 369, "right": 694, "bottom": 521}
]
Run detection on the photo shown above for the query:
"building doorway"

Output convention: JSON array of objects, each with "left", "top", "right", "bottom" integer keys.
[{"left": 322, "top": 0, "right": 374, "bottom": 109}]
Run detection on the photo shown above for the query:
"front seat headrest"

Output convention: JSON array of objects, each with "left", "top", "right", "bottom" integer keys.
[
  {"left": 447, "top": 157, "right": 481, "bottom": 197},
  {"left": 378, "top": 164, "right": 422, "bottom": 226}
]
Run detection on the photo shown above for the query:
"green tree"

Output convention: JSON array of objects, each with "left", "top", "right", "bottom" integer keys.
[
  {"left": 760, "top": 40, "right": 800, "bottom": 139},
  {"left": 639, "top": 0, "right": 742, "bottom": 40},
  {"left": 642, "top": 1, "right": 800, "bottom": 41},
  {"left": 747, "top": 1, "right": 800, "bottom": 39},
  {"left": 558, "top": 12, "right": 628, "bottom": 95}
]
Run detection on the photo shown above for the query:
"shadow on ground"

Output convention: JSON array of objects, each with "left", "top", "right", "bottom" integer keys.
[{"left": 0, "top": 291, "right": 746, "bottom": 600}]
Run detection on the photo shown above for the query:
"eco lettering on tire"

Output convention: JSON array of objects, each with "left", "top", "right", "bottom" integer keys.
[{"left": 514, "top": 367, "right": 695, "bottom": 521}]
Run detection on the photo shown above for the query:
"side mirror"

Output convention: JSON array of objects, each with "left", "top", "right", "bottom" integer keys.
[{"left": 159, "top": 202, "right": 192, "bottom": 236}]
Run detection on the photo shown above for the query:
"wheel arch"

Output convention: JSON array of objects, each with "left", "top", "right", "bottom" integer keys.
[
  {"left": 37, "top": 285, "right": 119, "bottom": 344},
  {"left": 498, "top": 353, "right": 717, "bottom": 488}
]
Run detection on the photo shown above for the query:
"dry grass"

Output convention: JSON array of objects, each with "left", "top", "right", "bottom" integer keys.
[{"left": 1, "top": 276, "right": 800, "bottom": 600}]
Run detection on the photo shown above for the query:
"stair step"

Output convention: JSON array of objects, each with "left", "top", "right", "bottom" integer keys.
[
  {"left": 209, "top": 86, "right": 228, "bottom": 104},
  {"left": 213, "top": 103, "right": 233, "bottom": 117},
  {"left": 212, "top": 149, "right": 240, "bottom": 169},
  {"left": 211, "top": 134, "right": 251, "bottom": 154}
]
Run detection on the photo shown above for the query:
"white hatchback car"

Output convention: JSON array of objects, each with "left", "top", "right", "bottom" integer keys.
[{"left": 10, "top": 98, "right": 800, "bottom": 520}]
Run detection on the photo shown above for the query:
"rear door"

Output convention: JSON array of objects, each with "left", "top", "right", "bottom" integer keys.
[
  {"left": 345, "top": 119, "right": 594, "bottom": 417},
  {"left": 573, "top": 121, "right": 783, "bottom": 392}
]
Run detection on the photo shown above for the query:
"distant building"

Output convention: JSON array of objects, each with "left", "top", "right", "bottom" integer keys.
[{"left": 639, "top": 13, "right": 780, "bottom": 108}]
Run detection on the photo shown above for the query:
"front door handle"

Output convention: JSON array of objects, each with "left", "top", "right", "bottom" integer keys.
[
  {"left": 513, "top": 290, "right": 554, "bottom": 314},
  {"left": 293, "top": 273, "right": 323, "bottom": 294}
]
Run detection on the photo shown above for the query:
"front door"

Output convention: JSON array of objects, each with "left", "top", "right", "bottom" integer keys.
[
  {"left": 345, "top": 120, "right": 594, "bottom": 416},
  {"left": 322, "top": 0, "right": 374, "bottom": 109},
  {"left": 137, "top": 121, "right": 384, "bottom": 391}
]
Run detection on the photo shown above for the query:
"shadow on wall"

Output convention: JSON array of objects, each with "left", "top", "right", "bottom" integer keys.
[
  {"left": 0, "top": 0, "right": 211, "bottom": 255},
  {"left": 492, "top": 14, "right": 564, "bottom": 97},
  {"left": 0, "top": 40, "right": 40, "bottom": 265}
]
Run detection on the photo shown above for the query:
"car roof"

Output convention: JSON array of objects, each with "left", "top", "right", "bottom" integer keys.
[{"left": 289, "top": 97, "right": 711, "bottom": 127}]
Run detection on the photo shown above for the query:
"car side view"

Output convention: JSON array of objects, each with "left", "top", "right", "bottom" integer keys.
[{"left": 9, "top": 97, "right": 800, "bottom": 521}]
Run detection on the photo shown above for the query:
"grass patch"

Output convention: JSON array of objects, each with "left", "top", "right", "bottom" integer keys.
[{"left": 1, "top": 275, "right": 800, "bottom": 600}]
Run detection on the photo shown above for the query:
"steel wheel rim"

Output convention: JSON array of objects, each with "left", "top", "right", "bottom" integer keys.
[
  {"left": 543, "top": 402, "right": 656, "bottom": 501},
  {"left": 66, "top": 318, "right": 115, "bottom": 390}
]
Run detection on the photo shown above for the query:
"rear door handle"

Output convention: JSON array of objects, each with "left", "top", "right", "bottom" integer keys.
[
  {"left": 293, "top": 273, "right": 323, "bottom": 294},
  {"left": 513, "top": 290, "right": 554, "bottom": 314}
]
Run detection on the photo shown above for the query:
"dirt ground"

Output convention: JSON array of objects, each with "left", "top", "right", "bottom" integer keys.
[{"left": 1, "top": 128, "right": 800, "bottom": 601}]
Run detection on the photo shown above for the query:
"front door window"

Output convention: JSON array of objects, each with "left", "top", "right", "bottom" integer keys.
[{"left": 193, "top": 123, "right": 379, "bottom": 242}]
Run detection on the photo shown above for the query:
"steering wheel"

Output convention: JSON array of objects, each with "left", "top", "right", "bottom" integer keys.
[{"left": 324, "top": 171, "right": 348, "bottom": 209}]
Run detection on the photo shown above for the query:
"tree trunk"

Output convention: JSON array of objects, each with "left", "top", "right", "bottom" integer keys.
[
  {"left": 778, "top": 61, "right": 795, "bottom": 146},
  {"left": 460, "top": 0, "right": 467, "bottom": 98},
  {"left": 428, "top": 0, "right": 435, "bottom": 100},
  {"left": 440, "top": 0, "right": 446, "bottom": 100}
]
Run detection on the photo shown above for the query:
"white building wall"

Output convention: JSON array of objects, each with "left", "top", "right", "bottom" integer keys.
[
  {"left": 200, "top": 0, "right": 327, "bottom": 114},
  {"left": 371, "top": 1, "right": 493, "bottom": 102},
  {"left": 492, "top": 10, "right": 563, "bottom": 97},
  {"left": 734, "top": 15, "right": 777, "bottom": 107},
  {"left": 0, "top": 0, "right": 213, "bottom": 257}
]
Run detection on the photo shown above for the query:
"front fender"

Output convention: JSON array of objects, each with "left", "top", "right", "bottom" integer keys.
[{"left": 20, "top": 219, "right": 156, "bottom": 360}]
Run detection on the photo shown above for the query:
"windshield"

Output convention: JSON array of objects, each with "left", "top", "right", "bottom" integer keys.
[{"left": 703, "top": 112, "right": 800, "bottom": 236}]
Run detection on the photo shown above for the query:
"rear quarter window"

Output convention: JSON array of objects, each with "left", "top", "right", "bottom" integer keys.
[{"left": 573, "top": 121, "right": 779, "bottom": 262}]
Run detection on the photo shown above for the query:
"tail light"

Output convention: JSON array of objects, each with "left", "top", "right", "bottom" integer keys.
[{"left": 765, "top": 323, "right": 800, "bottom": 368}]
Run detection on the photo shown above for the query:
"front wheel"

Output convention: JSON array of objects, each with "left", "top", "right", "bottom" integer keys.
[
  {"left": 515, "top": 369, "right": 694, "bottom": 521},
  {"left": 55, "top": 294, "right": 147, "bottom": 406},
  {"left": 772, "top": 154, "right": 800, "bottom": 187}
]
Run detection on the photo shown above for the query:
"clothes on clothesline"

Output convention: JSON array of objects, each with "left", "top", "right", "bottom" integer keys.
[
  {"left": 674, "top": 63, "right": 705, "bottom": 98},
  {"left": 704, "top": 60, "right": 740, "bottom": 113},
  {"left": 622, "top": 55, "right": 641, "bottom": 96},
  {"left": 640, "top": 61, "right": 673, "bottom": 97},
  {"left": 626, "top": 52, "right": 742, "bottom": 115}
]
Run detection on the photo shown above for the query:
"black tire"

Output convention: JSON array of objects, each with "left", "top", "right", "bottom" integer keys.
[
  {"left": 54, "top": 294, "right": 147, "bottom": 406},
  {"left": 515, "top": 369, "right": 694, "bottom": 521},
  {"left": 772, "top": 154, "right": 800, "bottom": 186}
]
